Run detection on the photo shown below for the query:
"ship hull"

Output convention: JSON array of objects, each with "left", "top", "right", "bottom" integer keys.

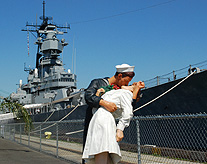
[{"left": 135, "top": 70, "right": 207, "bottom": 116}]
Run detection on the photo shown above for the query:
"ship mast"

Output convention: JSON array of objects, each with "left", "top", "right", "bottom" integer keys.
[
  {"left": 22, "top": 1, "right": 70, "bottom": 71},
  {"left": 43, "top": 1, "right": 45, "bottom": 22}
]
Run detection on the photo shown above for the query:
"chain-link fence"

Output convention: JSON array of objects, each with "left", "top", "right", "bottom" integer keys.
[{"left": 1, "top": 113, "right": 207, "bottom": 164}]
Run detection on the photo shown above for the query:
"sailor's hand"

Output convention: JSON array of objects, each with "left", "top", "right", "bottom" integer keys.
[
  {"left": 99, "top": 100, "right": 117, "bottom": 112},
  {"left": 96, "top": 88, "right": 105, "bottom": 96},
  {"left": 116, "top": 129, "right": 124, "bottom": 142},
  {"left": 105, "top": 101, "right": 117, "bottom": 112}
]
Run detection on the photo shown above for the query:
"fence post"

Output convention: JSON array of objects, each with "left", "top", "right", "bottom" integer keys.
[
  {"left": 20, "top": 124, "right": 22, "bottom": 144},
  {"left": 28, "top": 124, "right": 30, "bottom": 147},
  {"left": 56, "top": 122, "right": 59, "bottom": 158},
  {"left": 1, "top": 124, "right": 5, "bottom": 138},
  {"left": 13, "top": 124, "right": 15, "bottom": 141},
  {"left": 9, "top": 125, "right": 11, "bottom": 140},
  {"left": 136, "top": 119, "right": 141, "bottom": 164},
  {"left": 40, "top": 124, "right": 42, "bottom": 152}
]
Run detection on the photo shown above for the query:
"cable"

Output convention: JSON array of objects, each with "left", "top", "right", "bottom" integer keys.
[
  {"left": 70, "top": 0, "right": 176, "bottom": 24},
  {"left": 0, "top": 89, "right": 10, "bottom": 95}
]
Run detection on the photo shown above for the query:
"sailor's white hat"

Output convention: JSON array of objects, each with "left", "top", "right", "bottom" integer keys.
[{"left": 116, "top": 64, "right": 135, "bottom": 73}]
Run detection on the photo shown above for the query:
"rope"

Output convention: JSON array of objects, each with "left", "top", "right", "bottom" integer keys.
[
  {"left": 65, "top": 129, "right": 83, "bottom": 135},
  {"left": 33, "top": 110, "right": 55, "bottom": 130},
  {"left": 30, "top": 91, "right": 83, "bottom": 131},
  {"left": 30, "top": 104, "right": 80, "bottom": 133},
  {"left": 41, "top": 110, "right": 55, "bottom": 123},
  {"left": 133, "top": 71, "right": 196, "bottom": 113}
]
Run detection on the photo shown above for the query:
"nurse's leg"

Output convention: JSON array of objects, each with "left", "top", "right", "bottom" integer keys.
[
  {"left": 107, "top": 154, "right": 113, "bottom": 164},
  {"left": 95, "top": 152, "right": 109, "bottom": 164}
]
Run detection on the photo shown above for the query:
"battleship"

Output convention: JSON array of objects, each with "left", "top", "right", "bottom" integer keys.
[
  {"left": 1, "top": 1, "right": 207, "bottom": 124},
  {"left": 0, "top": 2, "right": 206, "bottom": 160},
  {"left": 9, "top": 1, "right": 85, "bottom": 121}
]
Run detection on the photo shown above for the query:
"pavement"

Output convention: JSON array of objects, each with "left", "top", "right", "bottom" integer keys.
[{"left": 0, "top": 137, "right": 74, "bottom": 164}]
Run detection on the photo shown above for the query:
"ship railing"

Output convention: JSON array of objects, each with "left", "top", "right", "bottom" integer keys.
[
  {"left": 143, "top": 60, "right": 207, "bottom": 89},
  {"left": 2, "top": 113, "right": 207, "bottom": 164}
]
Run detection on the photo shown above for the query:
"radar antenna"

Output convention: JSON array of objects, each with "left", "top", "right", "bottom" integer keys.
[{"left": 39, "top": 1, "right": 52, "bottom": 25}]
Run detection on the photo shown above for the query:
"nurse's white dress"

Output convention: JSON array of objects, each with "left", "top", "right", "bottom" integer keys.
[{"left": 82, "top": 89, "right": 133, "bottom": 164}]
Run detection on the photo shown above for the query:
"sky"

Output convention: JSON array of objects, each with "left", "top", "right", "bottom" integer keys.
[{"left": 0, "top": 0, "right": 207, "bottom": 97}]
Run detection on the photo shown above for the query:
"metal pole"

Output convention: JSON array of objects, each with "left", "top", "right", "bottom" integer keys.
[
  {"left": 13, "top": 125, "right": 15, "bottom": 141},
  {"left": 56, "top": 122, "right": 59, "bottom": 158},
  {"left": 28, "top": 124, "right": 30, "bottom": 147},
  {"left": 1, "top": 124, "right": 5, "bottom": 138},
  {"left": 173, "top": 71, "right": 176, "bottom": 80},
  {"left": 157, "top": 76, "right": 159, "bottom": 86},
  {"left": 9, "top": 125, "right": 11, "bottom": 140},
  {"left": 3, "top": 125, "right": 5, "bottom": 138},
  {"left": 40, "top": 125, "right": 42, "bottom": 152},
  {"left": 136, "top": 119, "right": 141, "bottom": 164},
  {"left": 20, "top": 124, "right": 22, "bottom": 144},
  {"left": 189, "top": 65, "right": 192, "bottom": 75}
]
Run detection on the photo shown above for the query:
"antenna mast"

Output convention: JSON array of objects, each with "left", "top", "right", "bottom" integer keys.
[
  {"left": 43, "top": 1, "right": 45, "bottom": 21},
  {"left": 27, "top": 27, "right": 29, "bottom": 56}
]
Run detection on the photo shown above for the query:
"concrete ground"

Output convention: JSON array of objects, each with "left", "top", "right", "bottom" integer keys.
[{"left": 0, "top": 137, "right": 74, "bottom": 164}]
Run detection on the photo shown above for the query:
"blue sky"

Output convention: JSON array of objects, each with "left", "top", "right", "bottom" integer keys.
[{"left": 0, "top": 0, "right": 207, "bottom": 97}]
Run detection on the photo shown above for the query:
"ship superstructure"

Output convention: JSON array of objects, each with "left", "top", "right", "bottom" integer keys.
[{"left": 10, "top": 1, "right": 80, "bottom": 111}]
